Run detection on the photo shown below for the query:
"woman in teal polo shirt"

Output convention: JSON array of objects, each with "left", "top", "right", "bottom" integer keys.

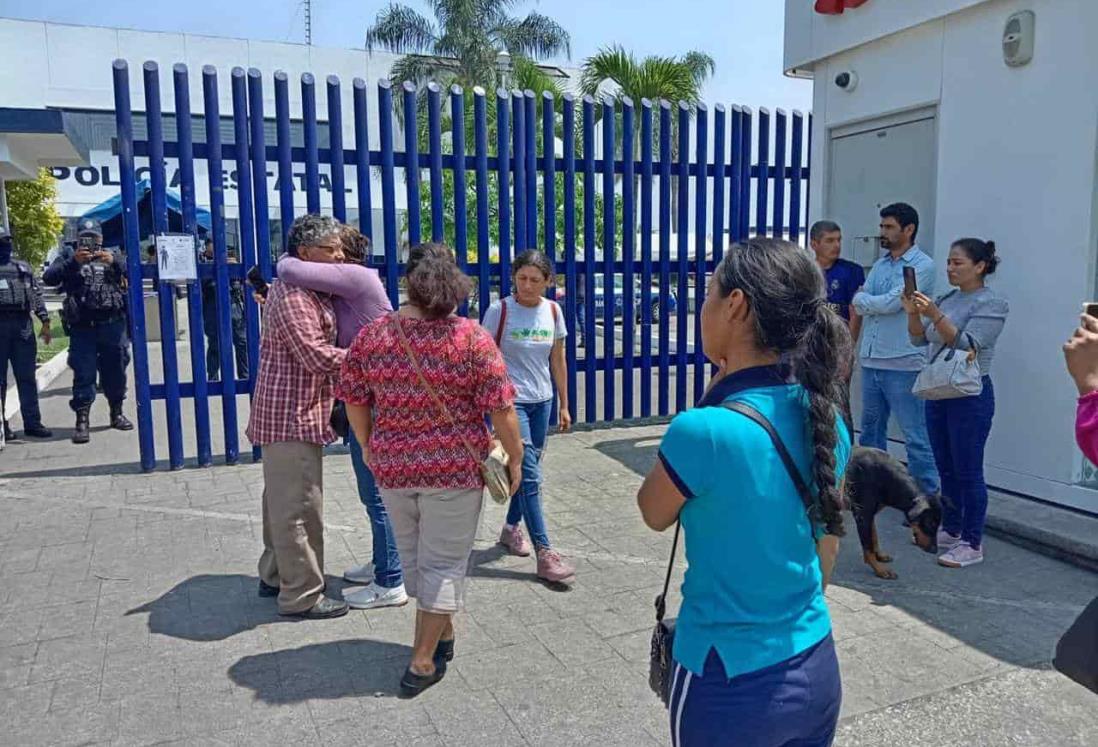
[{"left": 638, "top": 238, "right": 852, "bottom": 747}]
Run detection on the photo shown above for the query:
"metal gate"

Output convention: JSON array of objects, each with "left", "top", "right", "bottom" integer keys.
[{"left": 110, "top": 59, "right": 811, "bottom": 472}]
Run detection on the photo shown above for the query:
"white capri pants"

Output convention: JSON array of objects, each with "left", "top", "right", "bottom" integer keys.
[{"left": 379, "top": 486, "right": 483, "bottom": 613}]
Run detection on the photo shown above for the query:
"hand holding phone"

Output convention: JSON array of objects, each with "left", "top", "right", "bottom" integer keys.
[
  {"left": 902, "top": 266, "right": 917, "bottom": 298},
  {"left": 247, "top": 266, "right": 269, "bottom": 299},
  {"left": 1084, "top": 302, "right": 1098, "bottom": 319}
]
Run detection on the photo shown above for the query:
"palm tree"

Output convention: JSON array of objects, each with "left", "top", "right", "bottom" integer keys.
[
  {"left": 579, "top": 45, "right": 715, "bottom": 231},
  {"left": 366, "top": 1, "right": 571, "bottom": 92}
]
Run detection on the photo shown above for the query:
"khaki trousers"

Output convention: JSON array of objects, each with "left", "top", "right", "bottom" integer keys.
[
  {"left": 379, "top": 487, "right": 483, "bottom": 613},
  {"left": 258, "top": 441, "right": 325, "bottom": 614}
]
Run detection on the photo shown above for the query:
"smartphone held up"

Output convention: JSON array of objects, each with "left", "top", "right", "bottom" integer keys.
[{"left": 903, "top": 266, "right": 918, "bottom": 298}]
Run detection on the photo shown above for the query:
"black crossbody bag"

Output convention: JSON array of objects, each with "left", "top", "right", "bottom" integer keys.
[{"left": 649, "top": 400, "right": 822, "bottom": 706}]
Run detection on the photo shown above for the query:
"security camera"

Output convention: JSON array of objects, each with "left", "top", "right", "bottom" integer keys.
[{"left": 834, "top": 71, "right": 858, "bottom": 91}]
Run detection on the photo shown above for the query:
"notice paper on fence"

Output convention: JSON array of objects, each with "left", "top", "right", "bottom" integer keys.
[{"left": 155, "top": 234, "right": 198, "bottom": 281}]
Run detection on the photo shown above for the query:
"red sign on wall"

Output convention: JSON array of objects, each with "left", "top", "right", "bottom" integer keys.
[{"left": 815, "top": 0, "right": 869, "bottom": 14}]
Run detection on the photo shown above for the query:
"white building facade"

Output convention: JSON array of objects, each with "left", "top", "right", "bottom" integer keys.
[{"left": 785, "top": 0, "right": 1098, "bottom": 512}]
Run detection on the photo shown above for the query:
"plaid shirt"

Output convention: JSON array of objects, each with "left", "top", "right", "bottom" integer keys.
[{"left": 246, "top": 281, "right": 346, "bottom": 446}]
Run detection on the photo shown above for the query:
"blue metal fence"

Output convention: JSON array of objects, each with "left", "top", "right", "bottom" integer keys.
[{"left": 110, "top": 60, "right": 811, "bottom": 471}]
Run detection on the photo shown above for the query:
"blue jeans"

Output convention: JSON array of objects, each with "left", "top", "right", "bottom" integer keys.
[
  {"left": 506, "top": 399, "right": 553, "bottom": 549},
  {"left": 926, "top": 378, "right": 995, "bottom": 548},
  {"left": 859, "top": 367, "right": 940, "bottom": 495},
  {"left": 670, "top": 635, "right": 841, "bottom": 747},
  {"left": 347, "top": 430, "right": 403, "bottom": 588}
]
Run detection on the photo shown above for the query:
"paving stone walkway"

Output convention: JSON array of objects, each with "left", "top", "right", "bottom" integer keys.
[{"left": 1, "top": 367, "right": 1097, "bottom": 745}]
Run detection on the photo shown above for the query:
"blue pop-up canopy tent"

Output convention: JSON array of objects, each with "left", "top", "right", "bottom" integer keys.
[{"left": 80, "top": 179, "right": 213, "bottom": 247}]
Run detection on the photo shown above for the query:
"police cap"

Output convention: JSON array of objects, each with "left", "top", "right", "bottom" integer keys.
[{"left": 77, "top": 218, "right": 103, "bottom": 238}]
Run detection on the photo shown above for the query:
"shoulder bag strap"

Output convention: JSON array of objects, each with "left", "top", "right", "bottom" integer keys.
[
  {"left": 494, "top": 298, "right": 508, "bottom": 347},
  {"left": 721, "top": 400, "right": 816, "bottom": 514},
  {"left": 655, "top": 519, "right": 680, "bottom": 623},
  {"left": 390, "top": 315, "right": 483, "bottom": 465}
]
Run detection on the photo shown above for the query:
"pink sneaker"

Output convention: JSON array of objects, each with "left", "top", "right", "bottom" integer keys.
[
  {"left": 536, "top": 548, "right": 576, "bottom": 584},
  {"left": 499, "top": 525, "right": 531, "bottom": 557},
  {"left": 938, "top": 542, "right": 984, "bottom": 568}
]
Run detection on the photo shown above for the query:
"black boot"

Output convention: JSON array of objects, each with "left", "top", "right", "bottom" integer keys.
[
  {"left": 73, "top": 407, "right": 91, "bottom": 444},
  {"left": 23, "top": 423, "right": 53, "bottom": 439},
  {"left": 109, "top": 402, "right": 133, "bottom": 431},
  {"left": 3, "top": 420, "right": 16, "bottom": 441}
]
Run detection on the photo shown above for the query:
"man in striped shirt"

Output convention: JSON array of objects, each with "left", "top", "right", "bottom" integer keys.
[{"left": 246, "top": 215, "right": 348, "bottom": 619}]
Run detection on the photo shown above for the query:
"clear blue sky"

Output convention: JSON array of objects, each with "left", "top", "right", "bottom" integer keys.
[{"left": 3, "top": 0, "right": 811, "bottom": 112}]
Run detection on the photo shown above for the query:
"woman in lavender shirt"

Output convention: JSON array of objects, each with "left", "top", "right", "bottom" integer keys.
[{"left": 277, "top": 226, "right": 407, "bottom": 609}]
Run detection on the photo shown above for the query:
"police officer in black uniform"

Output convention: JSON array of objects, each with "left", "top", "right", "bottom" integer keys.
[
  {"left": 43, "top": 218, "right": 133, "bottom": 444},
  {"left": 0, "top": 224, "right": 53, "bottom": 440},
  {"left": 200, "top": 238, "right": 249, "bottom": 381}
]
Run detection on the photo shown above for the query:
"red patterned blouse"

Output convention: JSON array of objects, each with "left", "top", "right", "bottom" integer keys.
[{"left": 336, "top": 312, "right": 516, "bottom": 489}]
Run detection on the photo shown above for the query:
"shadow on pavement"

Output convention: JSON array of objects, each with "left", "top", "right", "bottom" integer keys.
[
  {"left": 126, "top": 573, "right": 354, "bottom": 641},
  {"left": 592, "top": 434, "right": 1085, "bottom": 672},
  {"left": 229, "top": 639, "right": 411, "bottom": 702}
]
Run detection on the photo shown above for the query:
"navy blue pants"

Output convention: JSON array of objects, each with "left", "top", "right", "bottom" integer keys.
[
  {"left": 0, "top": 315, "right": 42, "bottom": 428},
  {"left": 203, "top": 303, "right": 248, "bottom": 381},
  {"left": 926, "top": 377, "right": 995, "bottom": 547},
  {"left": 68, "top": 317, "right": 130, "bottom": 412},
  {"left": 669, "top": 635, "right": 841, "bottom": 747}
]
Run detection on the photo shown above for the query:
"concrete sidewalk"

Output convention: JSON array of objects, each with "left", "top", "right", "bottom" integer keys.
[{"left": 1, "top": 366, "right": 1097, "bottom": 745}]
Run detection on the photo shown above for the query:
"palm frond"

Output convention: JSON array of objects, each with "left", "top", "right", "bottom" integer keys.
[
  {"left": 579, "top": 45, "right": 635, "bottom": 98},
  {"left": 680, "top": 51, "right": 716, "bottom": 86},
  {"left": 508, "top": 56, "right": 564, "bottom": 99},
  {"left": 366, "top": 4, "right": 439, "bottom": 55},
  {"left": 493, "top": 12, "right": 571, "bottom": 61},
  {"left": 389, "top": 54, "right": 458, "bottom": 88}
]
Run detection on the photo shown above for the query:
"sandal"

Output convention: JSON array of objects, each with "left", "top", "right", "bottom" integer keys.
[{"left": 399, "top": 663, "right": 446, "bottom": 698}]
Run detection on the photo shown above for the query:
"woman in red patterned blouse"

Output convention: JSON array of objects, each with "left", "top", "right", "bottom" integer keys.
[{"left": 337, "top": 242, "right": 523, "bottom": 698}]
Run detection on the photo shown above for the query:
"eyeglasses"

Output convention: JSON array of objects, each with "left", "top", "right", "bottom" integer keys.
[{"left": 310, "top": 242, "right": 343, "bottom": 252}]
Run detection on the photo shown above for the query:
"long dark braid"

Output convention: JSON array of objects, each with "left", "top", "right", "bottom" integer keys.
[{"left": 713, "top": 238, "right": 852, "bottom": 535}]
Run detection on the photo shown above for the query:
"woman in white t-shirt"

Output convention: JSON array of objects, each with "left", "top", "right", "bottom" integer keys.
[{"left": 482, "top": 251, "right": 576, "bottom": 585}]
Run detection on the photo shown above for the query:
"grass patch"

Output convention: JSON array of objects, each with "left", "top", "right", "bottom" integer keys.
[{"left": 34, "top": 311, "right": 68, "bottom": 365}]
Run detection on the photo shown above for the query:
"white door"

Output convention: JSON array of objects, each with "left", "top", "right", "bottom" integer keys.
[{"left": 827, "top": 110, "right": 938, "bottom": 446}]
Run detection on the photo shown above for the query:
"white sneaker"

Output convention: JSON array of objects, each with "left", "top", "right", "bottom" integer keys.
[
  {"left": 343, "top": 582, "right": 409, "bottom": 610},
  {"left": 936, "top": 530, "right": 962, "bottom": 552},
  {"left": 938, "top": 542, "right": 984, "bottom": 568},
  {"left": 343, "top": 563, "right": 375, "bottom": 585}
]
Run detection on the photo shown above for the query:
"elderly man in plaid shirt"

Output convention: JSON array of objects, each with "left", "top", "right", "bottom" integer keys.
[{"left": 246, "top": 214, "right": 349, "bottom": 619}]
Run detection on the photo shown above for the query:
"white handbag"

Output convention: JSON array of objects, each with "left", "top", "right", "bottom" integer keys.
[{"left": 912, "top": 330, "right": 983, "bottom": 400}]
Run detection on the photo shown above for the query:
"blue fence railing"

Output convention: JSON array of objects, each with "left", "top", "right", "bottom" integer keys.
[{"left": 110, "top": 60, "right": 811, "bottom": 472}]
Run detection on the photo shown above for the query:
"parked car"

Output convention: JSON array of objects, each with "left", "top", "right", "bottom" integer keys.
[{"left": 560, "top": 274, "right": 677, "bottom": 346}]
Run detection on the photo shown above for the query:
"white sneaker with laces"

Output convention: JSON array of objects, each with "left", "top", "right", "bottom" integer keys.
[
  {"left": 344, "top": 582, "right": 409, "bottom": 610},
  {"left": 936, "top": 530, "right": 962, "bottom": 552},
  {"left": 938, "top": 542, "right": 984, "bottom": 568},
  {"left": 343, "top": 563, "right": 375, "bottom": 585}
]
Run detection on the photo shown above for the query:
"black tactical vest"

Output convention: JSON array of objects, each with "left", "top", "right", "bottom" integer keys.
[
  {"left": 0, "top": 261, "right": 31, "bottom": 313},
  {"left": 78, "top": 261, "right": 126, "bottom": 315}
]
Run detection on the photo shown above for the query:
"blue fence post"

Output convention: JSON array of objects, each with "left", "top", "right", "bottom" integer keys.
[
  {"left": 427, "top": 83, "right": 445, "bottom": 242},
  {"left": 202, "top": 66, "right": 239, "bottom": 465},
  {"left": 639, "top": 98, "right": 654, "bottom": 418},
  {"left": 525, "top": 90, "right": 537, "bottom": 249},
  {"left": 712, "top": 104, "right": 727, "bottom": 266},
  {"left": 352, "top": 79, "right": 374, "bottom": 242},
  {"left": 581, "top": 95, "right": 597, "bottom": 423},
  {"left": 451, "top": 85, "right": 468, "bottom": 293},
  {"left": 601, "top": 96, "right": 616, "bottom": 421},
  {"left": 806, "top": 113, "right": 813, "bottom": 229},
  {"left": 378, "top": 80, "right": 400, "bottom": 309},
  {"left": 173, "top": 63, "right": 211, "bottom": 467},
  {"left": 274, "top": 71, "right": 294, "bottom": 247},
  {"left": 789, "top": 110, "right": 804, "bottom": 244},
  {"left": 402, "top": 81, "right": 421, "bottom": 247},
  {"left": 246, "top": 68, "right": 269, "bottom": 464},
  {"left": 142, "top": 61, "right": 184, "bottom": 471},
  {"left": 756, "top": 108, "right": 770, "bottom": 237},
  {"left": 496, "top": 89, "right": 511, "bottom": 299},
  {"left": 693, "top": 103, "right": 708, "bottom": 402},
  {"left": 675, "top": 101, "right": 690, "bottom": 412},
  {"left": 231, "top": 67, "right": 260, "bottom": 462},
  {"left": 562, "top": 94, "right": 578, "bottom": 423},
  {"left": 740, "top": 107, "right": 753, "bottom": 240},
  {"left": 327, "top": 75, "right": 347, "bottom": 223},
  {"left": 301, "top": 74, "right": 321, "bottom": 214},
  {"left": 773, "top": 109, "right": 787, "bottom": 241},
  {"left": 729, "top": 106, "right": 743, "bottom": 244},
  {"left": 473, "top": 87, "right": 490, "bottom": 320},
  {"left": 621, "top": 96, "right": 636, "bottom": 420},
  {"left": 657, "top": 99, "right": 672, "bottom": 417},
  {"left": 511, "top": 90, "right": 526, "bottom": 255},
  {"left": 112, "top": 61, "right": 156, "bottom": 472},
  {"left": 542, "top": 92, "right": 557, "bottom": 275}
]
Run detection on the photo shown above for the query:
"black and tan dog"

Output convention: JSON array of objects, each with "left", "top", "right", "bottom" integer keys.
[{"left": 843, "top": 447, "right": 943, "bottom": 579}]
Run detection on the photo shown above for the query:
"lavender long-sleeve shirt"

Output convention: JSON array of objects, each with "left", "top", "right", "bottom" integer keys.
[{"left": 276, "top": 256, "right": 392, "bottom": 347}]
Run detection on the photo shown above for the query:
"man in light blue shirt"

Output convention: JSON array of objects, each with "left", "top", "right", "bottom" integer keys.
[{"left": 852, "top": 202, "right": 940, "bottom": 495}]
